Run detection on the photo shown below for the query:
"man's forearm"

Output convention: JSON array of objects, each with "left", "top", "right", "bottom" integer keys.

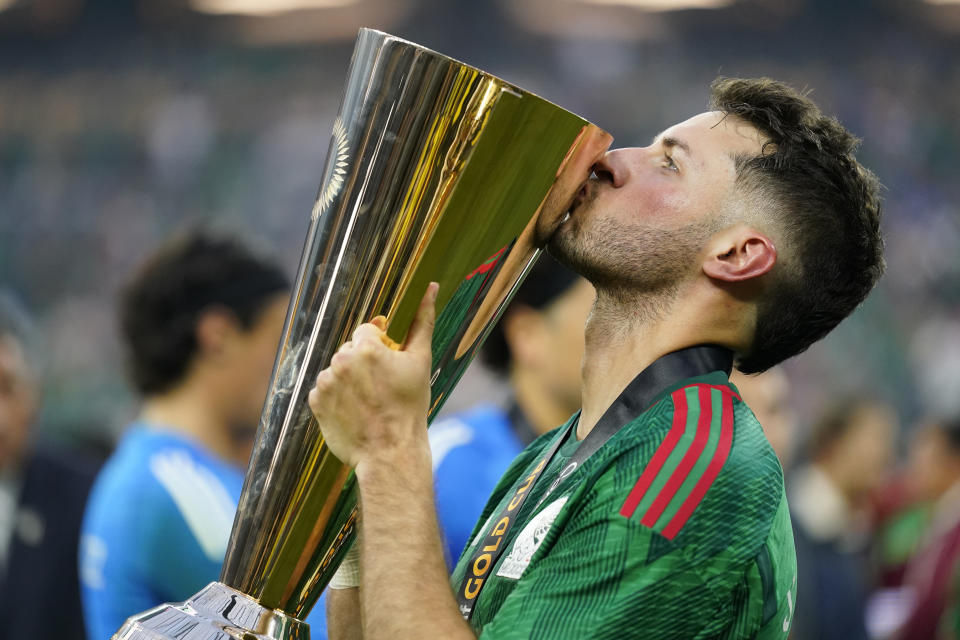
[
  {"left": 307, "top": 285, "right": 466, "bottom": 639},
  {"left": 355, "top": 442, "right": 475, "bottom": 640}
]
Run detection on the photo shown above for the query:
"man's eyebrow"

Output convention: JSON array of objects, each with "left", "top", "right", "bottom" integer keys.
[{"left": 661, "top": 135, "right": 693, "bottom": 157}]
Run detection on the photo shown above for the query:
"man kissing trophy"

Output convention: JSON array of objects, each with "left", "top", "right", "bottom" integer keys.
[{"left": 114, "top": 28, "right": 611, "bottom": 640}]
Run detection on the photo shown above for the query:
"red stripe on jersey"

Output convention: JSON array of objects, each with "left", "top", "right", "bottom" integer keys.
[
  {"left": 619, "top": 388, "right": 688, "bottom": 519},
  {"left": 676, "top": 382, "right": 741, "bottom": 403},
  {"left": 640, "top": 385, "right": 713, "bottom": 528},
  {"left": 661, "top": 389, "right": 735, "bottom": 540}
]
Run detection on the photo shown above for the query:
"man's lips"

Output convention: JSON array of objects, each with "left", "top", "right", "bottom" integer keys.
[{"left": 562, "top": 173, "right": 598, "bottom": 223}]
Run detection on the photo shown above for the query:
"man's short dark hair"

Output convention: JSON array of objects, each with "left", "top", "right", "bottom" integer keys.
[
  {"left": 481, "top": 255, "right": 579, "bottom": 374},
  {"left": 711, "top": 77, "right": 885, "bottom": 374},
  {"left": 119, "top": 230, "right": 289, "bottom": 396}
]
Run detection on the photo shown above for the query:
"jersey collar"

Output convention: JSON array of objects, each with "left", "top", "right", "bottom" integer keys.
[{"left": 596, "top": 344, "right": 734, "bottom": 431}]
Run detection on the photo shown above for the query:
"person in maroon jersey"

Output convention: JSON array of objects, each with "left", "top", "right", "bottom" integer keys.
[{"left": 895, "top": 416, "right": 960, "bottom": 639}]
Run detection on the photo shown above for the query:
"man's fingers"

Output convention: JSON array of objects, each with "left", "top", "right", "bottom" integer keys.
[
  {"left": 309, "top": 369, "right": 334, "bottom": 414},
  {"left": 315, "top": 367, "right": 335, "bottom": 389},
  {"left": 404, "top": 282, "right": 438, "bottom": 355},
  {"left": 368, "top": 315, "right": 403, "bottom": 349},
  {"left": 330, "top": 349, "right": 352, "bottom": 372},
  {"left": 308, "top": 386, "right": 319, "bottom": 413},
  {"left": 353, "top": 323, "right": 383, "bottom": 344},
  {"left": 351, "top": 320, "right": 401, "bottom": 351}
]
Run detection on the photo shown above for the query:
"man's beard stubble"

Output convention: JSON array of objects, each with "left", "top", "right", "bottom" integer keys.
[{"left": 547, "top": 213, "right": 717, "bottom": 323}]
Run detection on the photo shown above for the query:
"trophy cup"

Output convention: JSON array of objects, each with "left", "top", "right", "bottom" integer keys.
[{"left": 114, "top": 28, "right": 611, "bottom": 640}]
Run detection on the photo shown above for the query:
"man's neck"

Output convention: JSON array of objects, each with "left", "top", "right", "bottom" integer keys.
[
  {"left": 140, "top": 382, "right": 238, "bottom": 464},
  {"left": 578, "top": 288, "right": 705, "bottom": 440}
]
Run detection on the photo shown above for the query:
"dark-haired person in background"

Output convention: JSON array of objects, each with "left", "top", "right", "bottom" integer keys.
[
  {"left": 0, "top": 291, "right": 98, "bottom": 640},
  {"left": 429, "top": 257, "right": 594, "bottom": 566},
  {"left": 315, "top": 77, "right": 885, "bottom": 639},
  {"left": 78, "top": 231, "right": 328, "bottom": 638},
  {"left": 789, "top": 396, "right": 897, "bottom": 640}
]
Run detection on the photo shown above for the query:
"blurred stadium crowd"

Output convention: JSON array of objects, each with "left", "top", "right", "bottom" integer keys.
[{"left": 3, "top": 0, "right": 960, "bottom": 638}]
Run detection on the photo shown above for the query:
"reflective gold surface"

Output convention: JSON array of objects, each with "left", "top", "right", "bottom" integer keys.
[{"left": 115, "top": 28, "right": 611, "bottom": 639}]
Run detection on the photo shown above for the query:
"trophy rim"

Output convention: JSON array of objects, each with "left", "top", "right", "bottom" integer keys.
[{"left": 357, "top": 27, "right": 594, "bottom": 124}]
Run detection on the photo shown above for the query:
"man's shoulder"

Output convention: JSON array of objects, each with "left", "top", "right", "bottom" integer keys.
[
  {"left": 87, "top": 428, "right": 165, "bottom": 506},
  {"left": 601, "top": 381, "right": 785, "bottom": 554},
  {"left": 81, "top": 431, "right": 184, "bottom": 592},
  {"left": 596, "top": 383, "right": 795, "bottom": 635},
  {"left": 88, "top": 426, "right": 240, "bottom": 527},
  {"left": 84, "top": 425, "right": 242, "bottom": 575}
]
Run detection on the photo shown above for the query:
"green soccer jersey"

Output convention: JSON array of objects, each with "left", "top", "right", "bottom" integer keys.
[{"left": 450, "top": 364, "right": 797, "bottom": 639}]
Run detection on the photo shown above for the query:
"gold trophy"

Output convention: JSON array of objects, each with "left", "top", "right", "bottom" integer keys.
[{"left": 114, "top": 28, "right": 611, "bottom": 640}]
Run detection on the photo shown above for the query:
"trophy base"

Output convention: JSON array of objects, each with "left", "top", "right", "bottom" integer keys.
[{"left": 113, "top": 582, "right": 310, "bottom": 640}]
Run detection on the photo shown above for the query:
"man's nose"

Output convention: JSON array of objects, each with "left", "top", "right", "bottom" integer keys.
[{"left": 592, "top": 149, "right": 629, "bottom": 188}]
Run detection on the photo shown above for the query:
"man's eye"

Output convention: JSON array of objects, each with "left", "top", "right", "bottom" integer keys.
[{"left": 662, "top": 155, "right": 678, "bottom": 171}]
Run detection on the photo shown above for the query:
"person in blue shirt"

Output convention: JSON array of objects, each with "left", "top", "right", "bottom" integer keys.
[
  {"left": 428, "top": 256, "right": 595, "bottom": 567},
  {"left": 79, "top": 230, "right": 327, "bottom": 639}
]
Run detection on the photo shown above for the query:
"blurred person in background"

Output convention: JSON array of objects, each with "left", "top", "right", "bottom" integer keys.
[
  {"left": 0, "top": 290, "right": 98, "bottom": 640},
  {"left": 789, "top": 396, "right": 898, "bottom": 640},
  {"left": 729, "top": 367, "right": 797, "bottom": 469},
  {"left": 78, "top": 231, "right": 330, "bottom": 638},
  {"left": 868, "top": 424, "right": 937, "bottom": 594},
  {"left": 892, "top": 416, "right": 960, "bottom": 640},
  {"left": 428, "top": 256, "right": 594, "bottom": 567}
]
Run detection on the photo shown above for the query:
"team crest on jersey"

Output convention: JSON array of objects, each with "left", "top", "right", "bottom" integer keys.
[{"left": 496, "top": 496, "right": 568, "bottom": 580}]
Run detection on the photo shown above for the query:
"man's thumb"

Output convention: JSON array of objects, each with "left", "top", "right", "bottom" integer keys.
[{"left": 404, "top": 282, "right": 438, "bottom": 355}]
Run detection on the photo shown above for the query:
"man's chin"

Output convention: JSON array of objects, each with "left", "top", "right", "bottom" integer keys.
[
  {"left": 546, "top": 228, "right": 589, "bottom": 276},
  {"left": 546, "top": 225, "right": 625, "bottom": 291},
  {"left": 545, "top": 227, "right": 572, "bottom": 265}
]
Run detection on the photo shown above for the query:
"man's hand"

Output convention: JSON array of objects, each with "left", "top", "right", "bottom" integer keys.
[
  {"left": 308, "top": 282, "right": 438, "bottom": 470},
  {"left": 309, "top": 281, "right": 474, "bottom": 640}
]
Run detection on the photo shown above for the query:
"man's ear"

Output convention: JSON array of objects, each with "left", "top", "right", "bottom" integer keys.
[
  {"left": 702, "top": 227, "right": 777, "bottom": 283},
  {"left": 194, "top": 307, "right": 237, "bottom": 359}
]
